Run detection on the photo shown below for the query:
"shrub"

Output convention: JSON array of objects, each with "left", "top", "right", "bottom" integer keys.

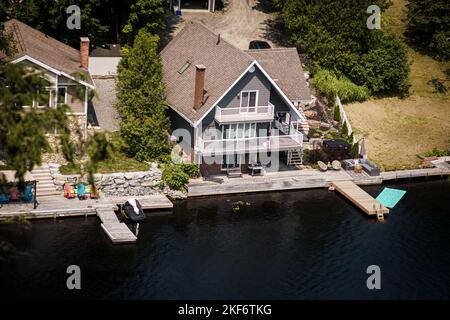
[
  {"left": 423, "top": 148, "right": 447, "bottom": 157},
  {"left": 313, "top": 69, "right": 370, "bottom": 104},
  {"left": 341, "top": 121, "right": 349, "bottom": 138},
  {"left": 351, "top": 142, "right": 360, "bottom": 158},
  {"left": 333, "top": 104, "right": 341, "bottom": 123},
  {"left": 161, "top": 164, "right": 189, "bottom": 190},
  {"left": 180, "top": 163, "right": 200, "bottom": 178}
]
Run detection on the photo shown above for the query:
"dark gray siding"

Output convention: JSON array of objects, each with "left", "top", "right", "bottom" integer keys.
[{"left": 217, "top": 66, "right": 271, "bottom": 109}]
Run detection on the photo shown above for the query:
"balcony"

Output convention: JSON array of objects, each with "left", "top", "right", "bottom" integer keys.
[
  {"left": 198, "top": 131, "right": 303, "bottom": 156},
  {"left": 214, "top": 103, "right": 275, "bottom": 124}
]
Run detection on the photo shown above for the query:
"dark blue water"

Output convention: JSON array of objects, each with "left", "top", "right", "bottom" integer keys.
[{"left": 0, "top": 179, "right": 449, "bottom": 300}]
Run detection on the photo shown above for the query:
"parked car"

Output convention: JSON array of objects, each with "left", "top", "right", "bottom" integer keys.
[{"left": 249, "top": 40, "right": 271, "bottom": 50}]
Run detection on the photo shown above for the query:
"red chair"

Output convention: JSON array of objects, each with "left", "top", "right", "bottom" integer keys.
[
  {"left": 10, "top": 186, "right": 20, "bottom": 201},
  {"left": 63, "top": 182, "right": 77, "bottom": 199}
]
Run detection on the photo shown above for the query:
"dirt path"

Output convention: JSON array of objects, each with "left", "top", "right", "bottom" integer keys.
[{"left": 169, "top": 0, "right": 289, "bottom": 50}]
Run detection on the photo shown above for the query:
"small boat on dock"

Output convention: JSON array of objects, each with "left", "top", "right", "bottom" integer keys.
[{"left": 120, "top": 198, "right": 146, "bottom": 222}]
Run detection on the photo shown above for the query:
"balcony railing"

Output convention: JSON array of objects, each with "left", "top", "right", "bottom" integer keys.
[
  {"left": 214, "top": 103, "right": 275, "bottom": 124},
  {"left": 198, "top": 132, "right": 303, "bottom": 156}
]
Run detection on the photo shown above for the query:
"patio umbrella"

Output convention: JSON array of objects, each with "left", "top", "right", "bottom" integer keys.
[{"left": 359, "top": 138, "right": 367, "bottom": 159}]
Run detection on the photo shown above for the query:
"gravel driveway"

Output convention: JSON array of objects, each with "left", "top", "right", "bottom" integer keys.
[{"left": 169, "top": 0, "right": 290, "bottom": 50}]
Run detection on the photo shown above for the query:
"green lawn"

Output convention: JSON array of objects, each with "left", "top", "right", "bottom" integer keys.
[
  {"left": 344, "top": 0, "right": 450, "bottom": 171},
  {"left": 60, "top": 153, "right": 149, "bottom": 175}
]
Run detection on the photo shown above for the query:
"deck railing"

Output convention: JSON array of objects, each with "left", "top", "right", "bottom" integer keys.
[{"left": 215, "top": 103, "right": 275, "bottom": 123}]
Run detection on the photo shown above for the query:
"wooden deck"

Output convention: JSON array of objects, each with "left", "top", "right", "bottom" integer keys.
[{"left": 331, "top": 181, "right": 389, "bottom": 216}]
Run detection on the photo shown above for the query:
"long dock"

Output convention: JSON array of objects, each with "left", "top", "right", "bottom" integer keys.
[{"left": 331, "top": 181, "right": 389, "bottom": 219}]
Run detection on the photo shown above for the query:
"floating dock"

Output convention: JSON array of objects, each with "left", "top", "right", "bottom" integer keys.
[
  {"left": 331, "top": 181, "right": 389, "bottom": 219},
  {"left": 96, "top": 206, "right": 137, "bottom": 244}
]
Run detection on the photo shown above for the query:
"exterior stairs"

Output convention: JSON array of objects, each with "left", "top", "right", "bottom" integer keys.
[
  {"left": 31, "top": 165, "right": 60, "bottom": 197},
  {"left": 287, "top": 149, "right": 303, "bottom": 166}
]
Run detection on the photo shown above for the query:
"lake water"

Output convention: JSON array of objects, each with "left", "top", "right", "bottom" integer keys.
[{"left": 0, "top": 179, "right": 449, "bottom": 299}]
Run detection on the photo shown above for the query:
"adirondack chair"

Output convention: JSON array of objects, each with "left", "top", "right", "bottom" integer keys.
[
  {"left": 64, "top": 182, "right": 77, "bottom": 199},
  {"left": 21, "top": 184, "right": 33, "bottom": 202},
  {"left": 0, "top": 193, "right": 9, "bottom": 204},
  {"left": 10, "top": 186, "right": 20, "bottom": 201},
  {"left": 77, "top": 183, "right": 88, "bottom": 200},
  {"left": 85, "top": 184, "right": 98, "bottom": 199}
]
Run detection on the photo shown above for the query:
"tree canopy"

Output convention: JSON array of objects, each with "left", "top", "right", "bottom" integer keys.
[
  {"left": 277, "top": 0, "right": 410, "bottom": 97},
  {"left": 4, "top": 0, "right": 169, "bottom": 46},
  {"left": 406, "top": 0, "right": 450, "bottom": 60},
  {"left": 116, "top": 30, "right": 170, "bottom": 161}
]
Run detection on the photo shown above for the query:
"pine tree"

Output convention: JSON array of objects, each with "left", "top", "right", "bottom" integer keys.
[{"left": 116, "top": 29, "right": 170, "bottom": 161}]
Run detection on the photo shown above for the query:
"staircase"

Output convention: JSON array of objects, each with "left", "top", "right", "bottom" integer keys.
[
  {"left": 287, "top": 149, "right": 303, "bottom": 166},
  {"left": 31, "top": 165, "right": 60, "bottom": 197}
]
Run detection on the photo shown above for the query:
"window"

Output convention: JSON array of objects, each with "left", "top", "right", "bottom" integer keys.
[
  {"left": 222, "top": 123, "right": 256, "bottom": 140},
  {"left": 240, "top": 91, "right": 258, "bottom": 112},
  {"left": 57, "top": 87, "right": 67, "bottom": 105},
  {"left": 37, "top": 89, "right": 51, "bottom": 108}
]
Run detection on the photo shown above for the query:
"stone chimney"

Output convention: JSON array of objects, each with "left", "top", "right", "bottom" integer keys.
[
  {"left": 80, "top": 37, "right": 90, "bottom": 69},
  {"left": 193, "top": 65, "right": 206, "bottom": 110}
]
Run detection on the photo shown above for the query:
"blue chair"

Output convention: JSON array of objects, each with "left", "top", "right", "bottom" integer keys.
[
  {"left": 77, "top": 183, "right": 88, "bottom": 200},
  {"left": 0, "top": 193, "right": 10, "bottom": 204},
  {"left": 21, "top": 185, "right": 33, "bottom": 203}
]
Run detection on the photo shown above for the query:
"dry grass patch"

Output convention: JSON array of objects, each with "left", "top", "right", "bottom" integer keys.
[{"left": 343, "top": 0, "right": 450, "bottom": 170}]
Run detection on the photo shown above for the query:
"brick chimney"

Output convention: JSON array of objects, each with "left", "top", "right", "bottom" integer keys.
[
  {"left": 193, "top": 65, "right": 206, "bottom": 110},
  {"left": 80, "top": 37, "right": 90, "bottom": 70}
]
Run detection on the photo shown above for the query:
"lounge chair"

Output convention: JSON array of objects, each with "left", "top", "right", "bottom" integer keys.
[
  {"left": 0, "top": 193, "right": 9, "bottom": 204},
  {"left": 317, "top": 161, "right": 328, "bottom": 172},
  {"left": 332, "top": 160, "right": 342, "bottom": 171},
  {"left": 85, "top": 184, "right": 98, "bottom": 199},
  {"left": 64, "top": 182, "right": 77, "bottom": 199},
  {"left": 21, "top": 185, "right": 33, "bottom": 202},
  {"left": 10, "top": 186, "right": 20, "bottom": 201},
  {"left": 77, "top": 183, "right": 89, "bottom": 200}
]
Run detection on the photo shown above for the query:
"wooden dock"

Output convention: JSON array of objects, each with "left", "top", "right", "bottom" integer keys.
[
  {"left": 96, "top": 206, "right": 137, "bottom": 244},
  {"left": 331, "top": 181, "right": 389, "bottom": 218}
]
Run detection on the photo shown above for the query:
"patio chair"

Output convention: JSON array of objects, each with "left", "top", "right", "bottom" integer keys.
[
  {"left": 317, "top": 161, "right": 328, "bottom": 172},
  {"left": 0, "top": 193, "right": 10, "bottom": 204},
  {"left": 64, "top": 182, "right": 77, "bottom": 199},
  {"left": 10, "top": 186, "right": 20, "bottom": 201},
  {"left": 77, "top": 183, "right": 89, "bottom": 200},
  {"left": 85, "top": 184, "right": 98, "bottom": 199},
  {"left": 21, "top": 185, "right": 33, "bottom": 202},
  {"left": 332, "top": 160, "right": 342, "bottom": 171}
]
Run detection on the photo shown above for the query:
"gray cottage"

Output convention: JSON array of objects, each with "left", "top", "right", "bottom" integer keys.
[{"left": 161, "top": 22, "right": 311, "bottom": 175}]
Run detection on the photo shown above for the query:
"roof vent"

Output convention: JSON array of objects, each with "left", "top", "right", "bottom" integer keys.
[{"left": 217, "top": 34, "right": 221, "bottom": 45}]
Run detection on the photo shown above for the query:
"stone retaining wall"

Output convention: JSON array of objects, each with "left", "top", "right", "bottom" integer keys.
[{"left": 50, "top": 164, "right": 186, "bottom": 199}]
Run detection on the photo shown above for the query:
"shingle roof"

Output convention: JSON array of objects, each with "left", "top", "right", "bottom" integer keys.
[
  {"left": 245, "top": 48, "right": 311, "bottom": 102},
  {"left": 161, "top": 22, "right": 311, "bottom": 124},
  {"left": 161, "top": 21, "right": 254, "bottom": 124},
  {"left": 2, "top": 19, "right": 93, "bottom": 86}
]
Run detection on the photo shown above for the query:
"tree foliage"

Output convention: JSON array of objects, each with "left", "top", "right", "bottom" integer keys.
[
  {"left": 4, "top": 0, "right": 168, "bottom": 46},
  {"left": 116, "top": 30, "right": 170, "bottom": 162},
  {"left": 406, "top": 0, "right": 450, "bottom": 60},
  {"left": 278, "top": 0, "right": 410, "bottom": 96}
]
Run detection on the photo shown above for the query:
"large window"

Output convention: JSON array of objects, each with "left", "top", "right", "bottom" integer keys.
[
  {"left": 240, "top": 91, "right": 258, "bottom": 113},
  {"left": 222, "top": 123, "right": 257, "bottom": 140},
  {"left": 36, "top": 89, "right": 51, "bottom": 108}
]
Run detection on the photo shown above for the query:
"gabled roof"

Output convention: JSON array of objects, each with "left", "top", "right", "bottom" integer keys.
[
  {"left": 161, "top": 21, "right": 254, "bottom": 124},
  {"left": 161, "top": 22, "right": 311, "bottom": 125},
  {"left": 245, "top": 48, "right": 311, "bottom": 102},
  {"left": 1, "top": 19, "right": 93, "bottom": 86},
  {"left": 90, "top": 44, "right": 121, "bottom": 57}
]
